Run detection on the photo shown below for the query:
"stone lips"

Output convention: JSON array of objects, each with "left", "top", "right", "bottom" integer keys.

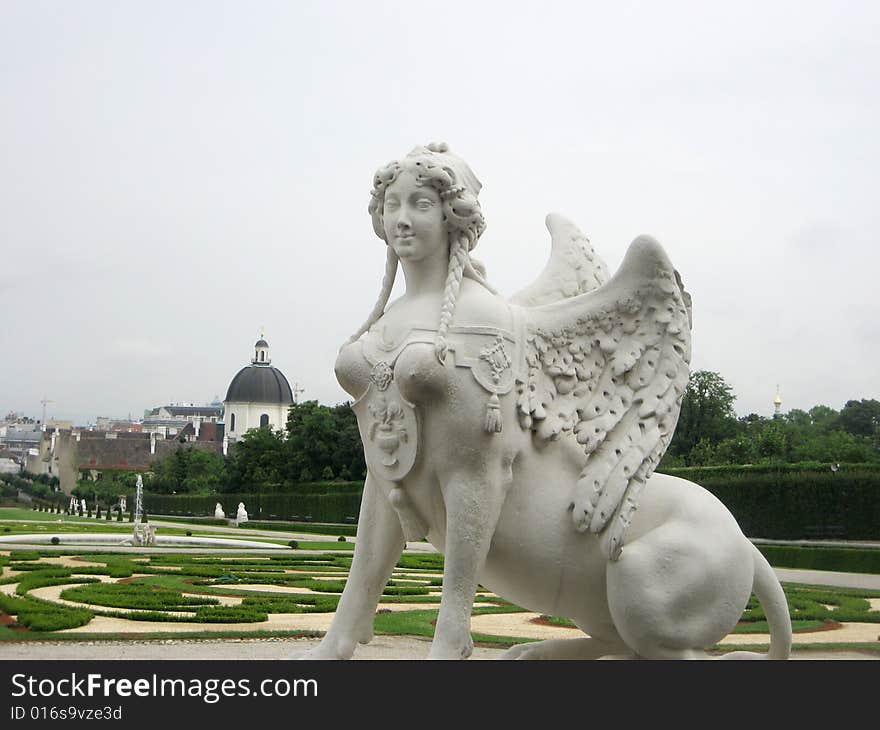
[{"left": 224, "top": 365, "right": 294, "bottom": 405}]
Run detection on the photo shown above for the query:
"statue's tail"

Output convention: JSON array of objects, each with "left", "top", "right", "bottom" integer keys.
[{"left": 720, "top": 543, "right": 792, "bottom": 660}]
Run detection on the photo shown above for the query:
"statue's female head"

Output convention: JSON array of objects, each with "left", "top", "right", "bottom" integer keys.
[
  {"left": 368, "top": 142, "right": 486, "bottom": 253},
  {"left": 349, "top": 143, "right": 492, "bottom": 360}
]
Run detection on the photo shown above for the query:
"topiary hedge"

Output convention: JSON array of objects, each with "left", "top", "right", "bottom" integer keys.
[
  {"left": 757, "top": 545, "right": 880, "bottom": 574},
  {"left": 243, "top": 521, "right": 357, "bottom": 537},
  {"left": 60, "top": 583, "right": 219, "bottom": 611},
  {"left": 659, "top": 464, "right": 880, "bottom": 539},
  {"left": 0, "top": 593, "right": 94, "bottom": 631},
  {"left": 144, "top": 490, "right": 363, "bottom": 524}
]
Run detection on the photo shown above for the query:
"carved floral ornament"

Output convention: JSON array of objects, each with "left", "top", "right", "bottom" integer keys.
[
  {"left": 367, "top": 395, "right": 409, "bottom": 467},
  {"left": 479, "top": 335, "right": 512, "bottom": 386},
  {"left": 370, "top": 360, "right": 394, "bottom": 391}
]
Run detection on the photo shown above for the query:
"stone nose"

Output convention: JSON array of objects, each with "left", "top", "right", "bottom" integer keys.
[{"left": 396, "top": 207, "right": 411, "bottom": 230}]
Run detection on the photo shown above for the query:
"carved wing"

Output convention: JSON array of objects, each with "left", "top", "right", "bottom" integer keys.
[
  {"left": 510, "top": 213, "right": 609, "bottom": 306},
  {"left": 516, "top": 235, "right": 692, "bottom": 560}
]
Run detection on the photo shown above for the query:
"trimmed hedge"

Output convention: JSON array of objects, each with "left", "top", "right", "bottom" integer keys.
[
  {"left": 60, "top": 584, "right": 218, "bottom": 611},
  {"left": 757, "top": 545, "right": 880, "bottom": 575},
  {"left": 0, "top": 593, "right": 94, "bottom": 631},
  {"left": 662, "top": 462, "right": 880, "bottom": 481},
  {"left": 129, "top": 466, "right": 880, "bottom": 540},
  {"left": 153, "top": 516, "right": 230, "bottom": 527},
  {"left": 659, "top": 464, "right": 880, "bottom": 540},
  {"left": 243, "top": 521, "right": 357, "bottom": 537},
  {"left": 144, "top": 490, "right": 362, "bottom": 524}
]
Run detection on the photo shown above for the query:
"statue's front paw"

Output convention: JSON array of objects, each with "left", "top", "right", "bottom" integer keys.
[
  {"left": 291, "top": 636, "right": 356, "bottom": 660},
  {"left": 501, "top": 642, "right": 545, "bottom": 660},
  {"left": 427, "top": 633, "right": 474, "bottom": 660}
]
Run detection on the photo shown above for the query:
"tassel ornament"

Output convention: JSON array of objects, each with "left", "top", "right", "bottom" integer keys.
[{"left": 484, "top": 392, "right": 503, "bottom": 433}]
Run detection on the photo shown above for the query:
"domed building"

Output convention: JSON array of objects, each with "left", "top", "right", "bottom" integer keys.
[{"left": 223, "top": 336, "right": 294, "bottom": 441}]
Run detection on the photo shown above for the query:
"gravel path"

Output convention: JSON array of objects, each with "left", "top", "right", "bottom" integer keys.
[{"left": 0, "top": 636, "right": 876, "bottom": 660}]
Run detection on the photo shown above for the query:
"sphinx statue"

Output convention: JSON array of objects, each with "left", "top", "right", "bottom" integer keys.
[{"left": 306, "top": 143, "right": 791, "bottom": 660}]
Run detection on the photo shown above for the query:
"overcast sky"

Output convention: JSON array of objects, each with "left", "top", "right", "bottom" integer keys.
[{"left": 1, "top": 1, "right": 878, "bottom": 426}]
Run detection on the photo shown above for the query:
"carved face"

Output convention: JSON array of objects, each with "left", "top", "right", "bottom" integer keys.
[{"left": 382, "top": 168, "right": 447, "bottom": 264}]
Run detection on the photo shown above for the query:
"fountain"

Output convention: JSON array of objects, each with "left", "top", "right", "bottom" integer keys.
[
  {"left": 131, "top": 475, "right": 155, "bottom": 546},
  {"left": 1, "top": 473, "right": 291, "bottom": 550}
]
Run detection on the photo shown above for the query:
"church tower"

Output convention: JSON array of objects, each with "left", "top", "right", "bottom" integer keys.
[
  {"left": 773, "top": 385, "right": 782, "bottom": 419},
  {"left": 253, "top": 335, "right": 271, "bottom": 365},
  {"left": 223, "top": 332, "right": 295, "bottom": 442}
]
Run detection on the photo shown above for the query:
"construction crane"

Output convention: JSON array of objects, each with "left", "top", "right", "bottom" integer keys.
[{"left": 40, "top": 396, "right": 54, "bottom": 427}]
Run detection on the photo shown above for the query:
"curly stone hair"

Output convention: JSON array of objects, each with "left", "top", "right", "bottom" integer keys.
[{"left": 345, "top": 143, "right": 494, "bottom": 361}]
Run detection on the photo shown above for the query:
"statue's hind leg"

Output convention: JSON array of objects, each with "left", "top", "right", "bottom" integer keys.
[
  {"left": 502, "top": 636, "right": 632, "bottom": 660},
  {"left": 604, "top": 521, "right": 753, "bottom": 660}
]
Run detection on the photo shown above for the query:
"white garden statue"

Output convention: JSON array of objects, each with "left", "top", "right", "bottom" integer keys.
[
  {"left": 306, "top": 143, "right": 792, "bottom": 660},
  {"left": 215, "top": 502, "right": 225, "bottom": 519},
  {"left": 236, "top": 502, "right": 248, "bottom": 523}
]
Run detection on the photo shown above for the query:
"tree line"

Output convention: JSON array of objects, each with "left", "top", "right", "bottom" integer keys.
[
  {"left": 71, "top": 372, "right": 878, "bottom": 497},
  {"left": 88, "top": 401, "right": 367, "bottom": 496},
  {"left": 662, "top": 371, "right": 879, "bottom": 467}
]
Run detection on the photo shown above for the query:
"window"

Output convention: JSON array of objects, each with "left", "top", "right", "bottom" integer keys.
[
  {"left": 260, "top": 414, "right": 269, "bottom": 428},
  {"left": 230, "top": 413, "right": 236, "bottom": 432}
]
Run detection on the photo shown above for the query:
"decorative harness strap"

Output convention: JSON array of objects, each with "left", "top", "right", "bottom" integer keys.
[
  {"left": 351, "top": 311, "right": 523, "bottom": 541},
  {"left": 355, "top": 314, "right": 522, "bottom": 482}
]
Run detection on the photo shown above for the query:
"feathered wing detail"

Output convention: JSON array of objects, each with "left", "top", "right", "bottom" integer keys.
[
  {"left": 510, "top": 213, "right": 610, "bottom": 307},
  {"left": 516, "top": 235, "right": 692, "bottom": 560}
]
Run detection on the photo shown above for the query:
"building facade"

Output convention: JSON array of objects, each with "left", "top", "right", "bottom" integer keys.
[{"left": 223, "top": 337, "right": 294, "bottom": 441}]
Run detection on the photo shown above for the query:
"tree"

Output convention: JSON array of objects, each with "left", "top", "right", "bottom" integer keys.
[
  {"left": 224, "top": 426, "right": 286, "bottom": 492},
  {"left": 711, "top": 435, "right": 757, "bottom": 465},
  {"left": 330, "top": 403, "right": 366, "bottom": 479},
  {"left": 755, "top": 422, "right": 788, "bottom": 461},
  {"left": 148, "top": 448, "right": 227, "bottom": 494},
  {"left": 668, "top": 370, "right": 738, "bottom": 462},
  {"left": 837, "top": 399, "right": 880, "bottom": 439},
  {"left": 807, "top": 405, "right": 839, "bottom": 432},
  {"left": 284, "top": 401, "right": 366, "bottom": 483}
]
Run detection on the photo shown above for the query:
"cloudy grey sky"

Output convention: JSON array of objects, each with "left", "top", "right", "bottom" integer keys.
[{"left": 1, "top": 0, "right": 878, "bottom": 425}]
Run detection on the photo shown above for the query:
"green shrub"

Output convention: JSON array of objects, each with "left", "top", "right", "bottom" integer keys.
[
  {"left": 244, "top": 521, "right": 357, "bottom": 537},
  {"left": 8, "top": 551, "right": 44, "bottom": 562},
  {"left": 104, "top": 559, "right": 139, "bottom": 578},
  {"left": 191, "top": 606, "right": 267, "bottom": 623},
  {"left": 60, "top": 583, "right": 219, "bottom": 611},
  {"left": 154, "top": 517, "right": 229, "bottom": 526},
  {"left": 656, "top": 465, "right": 880, "bottom": 540},
  {"left": 758, "top": 545, "right": 880, "bottom": 574},
  {"left": 0, "top": 591, "right": 95, "bottom": 632},
  {"left": 143, "top": 487, "right": 364, "bottom": 524}
]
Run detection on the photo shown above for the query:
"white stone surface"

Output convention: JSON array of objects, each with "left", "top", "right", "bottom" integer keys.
[
  {"left": 308, "top": 143, "right": 793, "bottom": 661},
  {"left": 236, "top": 502, "right": 248, "bottom": 523}
]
